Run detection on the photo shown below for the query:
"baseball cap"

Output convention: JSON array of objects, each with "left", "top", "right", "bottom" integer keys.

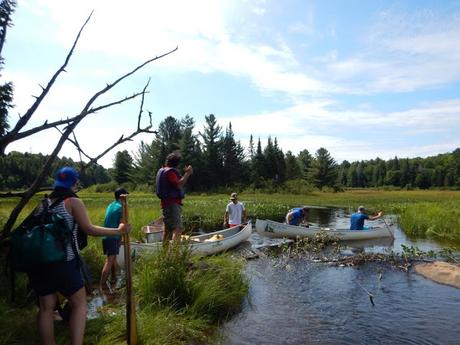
[
  {"left": 115, "top": 187, "right": 129, "bottom": 199},
  {"left": 358, "top": 205, "right": 365, "bottom": 211},
  {"left": 54, "top": 167, "right": 79, "bottom": 189},
  {"left": 230, "top": 192, "right": 237, "bottom": 200}
]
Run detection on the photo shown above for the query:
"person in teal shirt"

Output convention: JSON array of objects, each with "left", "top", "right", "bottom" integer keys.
[{"left": 100, "top": 187, "right": 128, "bottom": 293}]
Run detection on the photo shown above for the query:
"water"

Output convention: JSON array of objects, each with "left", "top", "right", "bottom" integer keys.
[
  {"left": 219, "top": 208, "right": 460, "bottom": 345},
  {"left": 219, "top": 260, "right": 460, "bottom": 345}
]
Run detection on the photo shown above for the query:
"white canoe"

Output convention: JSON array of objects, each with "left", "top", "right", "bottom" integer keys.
[
  {"left": 117, "top": 221, "right": 252, "bottom": 268},
  {"left": 255, "top": 219, "right": 394, "bottom": 241}
]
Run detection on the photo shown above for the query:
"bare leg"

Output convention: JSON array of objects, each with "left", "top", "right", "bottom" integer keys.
[
  {"left": 100, "top": 257, "right": 111, "bottom": 288},
  {"left": 100, "top": 256, "right": 117, "bottom": 291},
  {"left": 37, "top": 293, "right": 58, "bottom": 345},
  {"left": 171, "top": 227, "right": 183, "bottom": 241},
  {"left": 162, "top": 229, "right": 173, "bottom": 247},
  {"left": 67, "top": 287, "right": 87, "bottom": 345}
]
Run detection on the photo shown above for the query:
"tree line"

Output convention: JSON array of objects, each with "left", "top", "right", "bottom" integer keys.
[{"left": 2, "top": 113, "right": 460, "bottom": 192}]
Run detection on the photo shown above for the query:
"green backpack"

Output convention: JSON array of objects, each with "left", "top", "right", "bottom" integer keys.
[{"left": 9, "top": 198, "right": 73, "bottom": 272}]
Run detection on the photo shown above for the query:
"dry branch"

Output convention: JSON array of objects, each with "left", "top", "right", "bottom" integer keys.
[
  {"left": 0, "top": 11, "right": 93, "bottom": 154},
  {"left": 1, "top": 12, "right": 178, "bottom": 238}
]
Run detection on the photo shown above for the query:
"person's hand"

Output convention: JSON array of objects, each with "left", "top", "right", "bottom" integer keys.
[
  {"left": 118, "top": 222, "right": 131, "bottom": 234},
  {"left": 184, "top": 165, "right": 193, "bottom": 175},
  {"left": 378, "top": 211, "right": 384, "bottom": 217}
]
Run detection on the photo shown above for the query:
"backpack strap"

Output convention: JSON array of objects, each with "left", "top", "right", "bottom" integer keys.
[{"left": 61, "top": 197, "right": 82, "bottom": 268}]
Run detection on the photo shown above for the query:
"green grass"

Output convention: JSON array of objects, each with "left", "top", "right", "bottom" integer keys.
[{"left": 1, "top": 189, "right": 460, "bottom": 344}]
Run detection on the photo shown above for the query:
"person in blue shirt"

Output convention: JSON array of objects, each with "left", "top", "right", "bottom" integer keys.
[
  {"left": 350, "top": 206, "right": 383, "bottom": 230},
  {"left": 286, "top": 206, "right": 310, "bottom": 226},
  {"left": 100, "top": 187, "right": 128, "bottom": 293}
]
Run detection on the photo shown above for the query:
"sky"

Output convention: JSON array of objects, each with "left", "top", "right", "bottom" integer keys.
[{"left": 3, "top": 0, "right": 460, "bottom": 168}]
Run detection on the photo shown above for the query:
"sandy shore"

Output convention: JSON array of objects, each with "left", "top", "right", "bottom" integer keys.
[{"left": 415, "top": 261, "right": 460, "bottom": 289}]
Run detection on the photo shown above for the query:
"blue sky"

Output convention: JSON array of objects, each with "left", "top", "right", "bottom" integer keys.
[{"left": 3, "top": 0, "right": 460, "bottom": 167}]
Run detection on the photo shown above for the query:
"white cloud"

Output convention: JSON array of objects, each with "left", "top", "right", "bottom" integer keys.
[{"left": 217, "top": 97, "right": 460, "bottom": 162}]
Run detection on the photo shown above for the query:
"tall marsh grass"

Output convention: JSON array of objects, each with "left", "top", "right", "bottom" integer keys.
[
  {"left": 397, "top": 202, "right": 460, "bottom": 241},
  {"left": 136, "top": 243, "right": 249, "bottom": 324}
]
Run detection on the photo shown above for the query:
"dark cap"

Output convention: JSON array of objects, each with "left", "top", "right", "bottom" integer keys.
[
  {"left": 115, "top": 187, "right": 129, "bottom": 199},
  {"left": 54, "top": 167, "right": 79, "bottom": 189}
]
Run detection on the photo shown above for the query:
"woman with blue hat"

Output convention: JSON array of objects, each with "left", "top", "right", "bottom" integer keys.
[{"left": 28, "top": 166, "right": 130, "bottom": 345}]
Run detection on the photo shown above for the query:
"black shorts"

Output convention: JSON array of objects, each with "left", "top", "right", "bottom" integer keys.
[
  {"left": 102, "top": 238, "right": 120, "bottom": 256},
  {"left": 28, "top": 258, "right": 84, "bottom": 297}
]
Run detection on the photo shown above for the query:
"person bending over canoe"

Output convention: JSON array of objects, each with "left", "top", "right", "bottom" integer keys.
[
  {"left": 350, "top": 206, "right": 383, "bottom": 230},
  {"left": 286, "top": 206, "right": 309, "bottom": 226},
  {"left": 224, "top": 192, "right": 247, "bottom": 228}
]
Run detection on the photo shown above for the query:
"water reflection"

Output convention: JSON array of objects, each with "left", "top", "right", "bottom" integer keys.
[{"left": 219, "top": 259, "right": 460, "bottom": 345}]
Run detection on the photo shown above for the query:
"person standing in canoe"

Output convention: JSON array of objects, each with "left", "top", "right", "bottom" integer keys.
[
  {"left": 350, "top": 206, "right": 383, "bottom": 230},
  {"left": 155, "top": 151, "right": 193, "bottom": 243},
  {"left": 286, "top": 206, "right": 310, "bottom": 226},
  {"left": 224, "top": 192, "right": 247, "bottom": 228},
  {"left": 100, "top": 187, "right": 128, "bottom": 294}
]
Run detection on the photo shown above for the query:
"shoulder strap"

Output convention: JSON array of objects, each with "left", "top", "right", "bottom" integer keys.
[{"left": 49, "top": 196, "right": 66, "bottom": 210}]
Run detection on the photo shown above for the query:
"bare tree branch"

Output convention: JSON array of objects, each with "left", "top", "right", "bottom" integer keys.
[
  {"left": 1, "top": 8, "right": 178, "bottom": 239},
  {"left": 10, "top": 90, "right": 147, "bottom": 144},
  {"left": 66, "top": 79, "right": 157, "bottom": 168},
  {"left": 1, "top": 47, "right": 178, "bottom": 238},
  {"left": 0, "top": 187, "right": 52, "bottom": 199},
  {"left": 0, "top": 11, "right": 93, "bottom": 154}
]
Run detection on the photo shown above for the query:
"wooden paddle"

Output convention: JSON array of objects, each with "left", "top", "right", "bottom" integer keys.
[
  {"left": 381, "top": 215, "right": 395, "bottom": 240},
  {"left": 120, "top": 194, "right": 138, "bottom": 345}
]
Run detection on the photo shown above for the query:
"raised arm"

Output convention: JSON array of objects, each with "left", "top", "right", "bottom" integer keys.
[
  {"left": 369, "top": 211, "right": 383, "bottom": 221},
  {"left": 67, "top": 198, "right": 129, "bottom": 236},
  {"left": 177, "top": 165, "right": 193, "bottom": 189}
]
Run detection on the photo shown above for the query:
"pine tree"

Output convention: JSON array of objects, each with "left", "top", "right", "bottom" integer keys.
[
  {"left": 200, "top": 114, "right": 223, "bottom": 189},
  {"left": 309, "top": 147, "right": 338, "bottom": 190},
  {"left": 113, "top": 150, "right": 134, "bottom": 184},
  {"left": 178, "top": 115, "right": 203, "bottom": 191},
  {"left": 297, "top": 149, "right": 313, "bottom": 180},
  {"left": 0, "top": 0, "right": 16, "bottom": 139},
  {"left": 285, "top": 150, "right": 301, "bottom": 180},
  {"left": 263, "top": 136, "right": 277, "bottom": 180},
  {"left": 273, "top": 137, "right": 286, "bottom": 183},
  {"left": 222, "top": 122, "right": 245, "bottom": 186},
  {"left": 251, "top": 138, "right": 265, "bottom": 186},
  {"left": 248, "top": 134, "right": 255, "bottom": 160}
]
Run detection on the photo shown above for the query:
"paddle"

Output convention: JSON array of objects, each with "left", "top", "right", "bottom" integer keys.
[
  {"left": 120, "top": 194, "right": 138, "bottom": 345},
  {"left": 381, "top": 215, "right": 395, "bottom": 240}
]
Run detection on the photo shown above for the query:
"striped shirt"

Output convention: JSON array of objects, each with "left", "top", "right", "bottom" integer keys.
[{"left": 41, "top": 199, "right": 79, "bottom": 261}]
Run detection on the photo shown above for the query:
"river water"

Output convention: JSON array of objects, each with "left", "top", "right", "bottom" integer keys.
[{"left": 219, "top": 208, "right": 460, "bottom": 345}]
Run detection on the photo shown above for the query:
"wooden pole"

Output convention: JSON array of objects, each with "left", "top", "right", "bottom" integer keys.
[
  {"left": 382, "top": 216, "right": 395, "bottom": 241},
  {"left": 120, "top": 194, "right": 138, "bottom": 345}
]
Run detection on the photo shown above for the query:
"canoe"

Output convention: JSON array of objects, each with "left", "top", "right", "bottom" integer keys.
[
  {"left": 116, "top": 221, "right": 252, "bottom": 267},
  {"left": 255, "top": 219, "right": 394, "bottom": 241}
]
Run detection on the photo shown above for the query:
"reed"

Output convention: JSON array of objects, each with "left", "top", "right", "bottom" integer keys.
[{"left": 397, "top": 202, "right": 460, "bottom": 241}]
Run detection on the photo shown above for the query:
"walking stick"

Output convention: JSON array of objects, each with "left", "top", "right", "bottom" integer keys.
[{"left": 120, "top": 195, "right": 138, "bottom": 345}]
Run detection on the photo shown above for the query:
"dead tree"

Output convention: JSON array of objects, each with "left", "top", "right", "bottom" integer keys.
[{"left": 0, "top": 12, "right": 177, "bottom": 239}]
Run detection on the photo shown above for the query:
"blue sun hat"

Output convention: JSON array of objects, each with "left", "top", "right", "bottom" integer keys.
[{"left": 54, "top": 167, "right": 79, "bottom": 189}]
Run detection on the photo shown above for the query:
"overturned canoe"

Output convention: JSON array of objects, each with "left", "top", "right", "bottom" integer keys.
[
  {"left": 255, "top": 219, "right": 394, "bottom": 241},
  {"left": 117, "top": 221, "right": 252, "bottom": 267}
]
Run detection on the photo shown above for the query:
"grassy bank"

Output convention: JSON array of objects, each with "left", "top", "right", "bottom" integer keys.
[
  {"left": 0, "top": 243, "right": 248, "bottom": 345},
  {"left": 1, "top": 189, "right": 460, "bottom": 344}
]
